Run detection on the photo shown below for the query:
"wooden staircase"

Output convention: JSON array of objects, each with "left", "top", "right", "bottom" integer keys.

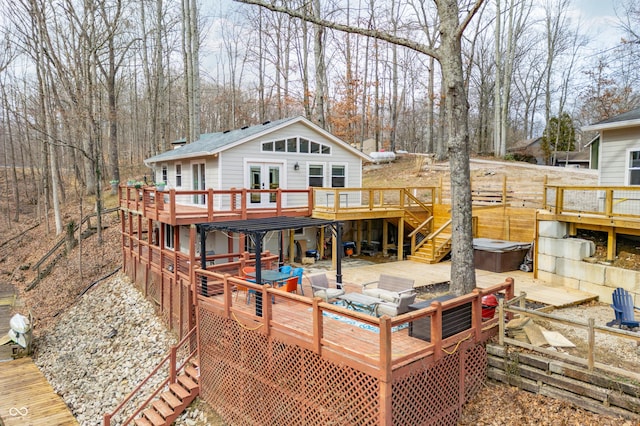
[
  {"left": 407, "top": 232, "right": 452, "bottom": 264},
  {"left": 103, "top": 327, "right": 199, "bottom": 426},
  {"left": 134, "top": 359, "right": 200, "bottom": 426}
]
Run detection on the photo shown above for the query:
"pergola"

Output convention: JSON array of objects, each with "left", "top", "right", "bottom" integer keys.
[{"left": 197, "top": 216, "right": 344, "bottom": 316}]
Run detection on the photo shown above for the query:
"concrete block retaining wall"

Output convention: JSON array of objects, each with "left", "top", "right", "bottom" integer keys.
[{"left": 538, "top": 221, "right": 640, "bottom": 305}]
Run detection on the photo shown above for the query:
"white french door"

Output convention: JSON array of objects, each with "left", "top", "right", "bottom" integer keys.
[
  {"left": 248, "top": 163, "right": 281, "bottom": 207},
  {"left": 192, "top": 162, "right": 206, "bottom": 205}
]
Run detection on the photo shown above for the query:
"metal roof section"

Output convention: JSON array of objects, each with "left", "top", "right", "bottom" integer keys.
[
  {"left": 582, "top": 106, "right": 640, "bottom": 131},
  {"left": 144, "top": 116, "right": 372, "bottom": 165}
]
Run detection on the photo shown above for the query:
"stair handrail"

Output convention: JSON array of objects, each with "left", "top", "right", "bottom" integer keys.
[
  {"left": 401, "top": 189, "right": 433, "bottom": 213},
  {"left": 408, "top": 216, "right": 433, "bottom": 253},
  {"left": 103, "top": 326, "right": 198, "bottom": 426},
  {"left": 425, "top": 219, "right": 452, "bottom": 260}
]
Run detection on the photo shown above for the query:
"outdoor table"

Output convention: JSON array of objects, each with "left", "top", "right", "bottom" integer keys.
[
  {"left": 247, "top": 269, "right": 291, "bottom": 287},
  {"left": 338, "top": 293, "right": 384, "bottom": 316}
]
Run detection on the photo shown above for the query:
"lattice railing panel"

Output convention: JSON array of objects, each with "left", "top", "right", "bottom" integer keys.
[
  {"left": 391, "top": 344, "right": 487, "bottom": 426},
  {"left": 198, "top": 307, "right": 380, "bottom": 425},
  {"left": 463, "top": 344, "right": 487, "bottom": 403}
]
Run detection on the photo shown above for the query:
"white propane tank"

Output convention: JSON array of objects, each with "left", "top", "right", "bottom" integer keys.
[{"left": 369, "top": 151, "right": 396, "bottom": 163}]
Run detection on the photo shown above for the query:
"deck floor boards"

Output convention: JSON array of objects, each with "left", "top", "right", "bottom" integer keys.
[{"left": 0, "top": 357, "right": 77, "bottom": 425}]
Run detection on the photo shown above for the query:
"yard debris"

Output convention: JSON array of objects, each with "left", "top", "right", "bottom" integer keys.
[{"left": 505, "top": 316, "right": 575, "bottom": 348}]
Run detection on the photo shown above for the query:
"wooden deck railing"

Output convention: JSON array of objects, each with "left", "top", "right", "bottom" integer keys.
[
  {"left": 118, "top": 185, "right": 313, "bottom": 225},
  {"left": 312, "top": 187, "right": 437, "bottom": 213},
  {"left": 543, "top": 185, "right": 640, "bottom": 219},
  {"left": 193, "top": 269, "right": 514, "bottom": 375},
  {"left": 103, "top": 326, "right": 198, "bottom": 426}
]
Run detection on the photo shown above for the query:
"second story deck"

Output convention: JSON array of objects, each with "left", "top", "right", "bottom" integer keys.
[{"left": 118, "top": 185, "right": 439, "bottom": 226}]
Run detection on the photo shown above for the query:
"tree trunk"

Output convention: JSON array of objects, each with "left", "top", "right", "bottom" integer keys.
[{"left": 436, "top": 0, "right": 476, "bottom": 295}]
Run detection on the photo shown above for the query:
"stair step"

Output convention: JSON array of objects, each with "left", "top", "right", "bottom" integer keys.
[
  {"left": 134, "top": 418, "right": 153, "bottom": 426},
  {"left": 170, "top": 382, "right": 190, "bottom": 400},
  {"left": 178, "top": 374, "right": 199, "bottom": 392},
  {"left": 190, "top": 358, "right": 200, "bottom": 369},
  {"left": 185, "top": 365, "right": 200, "bottom": 382},
  {"left": 152, "top": 399, "right": 175, "bottom": 419},
  {"left": 161, "top": 391, "right": 183, "bottom": 410},
  {"left": 142, "top": 408, "right": 165, "bottom": 426}
]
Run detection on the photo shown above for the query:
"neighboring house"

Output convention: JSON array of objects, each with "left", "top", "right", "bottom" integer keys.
[
  {"left": 583, "top": 134, "right": 600, "bottom": 170},
  {"left": 507, "top": 137, "right": 544, "bottom": 164},
  {"left": 143, "top": 116, "right": 371, "bottom": 256},
  {"left": 582, "top": 106, "right": 640, "bottom": 186},
  {"left": 553, "top": 150, "right": 590, "bottom": 169}
]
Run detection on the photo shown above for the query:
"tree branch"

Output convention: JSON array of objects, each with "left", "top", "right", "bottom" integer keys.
[
  {"left": 456, "top": 0, "right": 486, "bottom": 39},
  {"left": 234, "top": 0, "right": 440, "bottom": 60}
]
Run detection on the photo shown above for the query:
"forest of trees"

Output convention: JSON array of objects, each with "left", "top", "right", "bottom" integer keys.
[{"left": 0, "top": 0, "right": 638, "bottom": 235}]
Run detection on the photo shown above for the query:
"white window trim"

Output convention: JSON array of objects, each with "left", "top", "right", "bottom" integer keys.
[
  {"left": 307, "top": 162, "right": 326, "bottom": 187},
  {"left": 164, "top": 223, "right": 175, "bottom": 250},
  {"left": 175, "top": 163, "right": 183, "bottom": 188},
  {"left": 329, "top": 162, "right": 348, "bottom": 188},
  {"left": 626, "top": 147, "right": 640, "bottom": 186}
]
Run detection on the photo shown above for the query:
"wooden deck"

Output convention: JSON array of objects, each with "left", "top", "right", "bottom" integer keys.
[{"left": 0, "top": 357, "right": 77, "bottom": 425}]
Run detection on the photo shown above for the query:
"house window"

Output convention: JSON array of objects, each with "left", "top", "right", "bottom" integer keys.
[
  {"left": 308, "top": 164, "right": 324, "bottom": 187},
  {"left": 262, "top": 141, "right": 274, "bottom": 151},
  {"left": 287, "top": 138, "right": 297, "bottom": 152},
  {"left": 161, "top": 165, "right": 168, "bottom": 184},
  {"left": 630, "top": 150, "right": 640, "bottom": 185},
  {"left": 331, "top": 165, "right": 346, "bottom": 188},
  {"left": 164, "top": 223, "right": 175, "bottom": 250},
  {"left": 175, "top": 164, "right": 182, "bottom": 187},
  {"left": 299, "top": 138, "right": 309, "bottom": 153},
  {"left": 274, "top": 139, "right": 286, "bottom": 152}
]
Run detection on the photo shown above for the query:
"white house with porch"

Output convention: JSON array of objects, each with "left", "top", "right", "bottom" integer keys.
[{"left": 143, "top": 116, "right": 371, "bottom": 258}]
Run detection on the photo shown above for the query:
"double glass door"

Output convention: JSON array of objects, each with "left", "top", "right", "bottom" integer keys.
[{"left": 249, "top": 163, "right": 281, "bottom": 206}]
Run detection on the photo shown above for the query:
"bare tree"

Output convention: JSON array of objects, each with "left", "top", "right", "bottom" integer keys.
[{"left": 235, "top": 0, "right": 485, "bottom": 295}]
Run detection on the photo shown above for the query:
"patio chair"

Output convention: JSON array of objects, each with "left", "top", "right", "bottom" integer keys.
[
  {"left": 279, "top": 265, "right": 293, "bottom": 275},
  {"left": 309, "top": 274, "right": 345, "bottom": 303},
  {"left": 292, "top": 267, "right": 304, "bottom": 295},
  {"left": 376, "top": 292, "right": 418, "bottom": 317},
  {"left": 237, "top": 266, "right": 256, "bottom": 304},
  {"left": 275, "top": 276, "right": 299, "bottom": 294},
  {"left": 607, "top": 287, "right": 640, "bottom": 329}
]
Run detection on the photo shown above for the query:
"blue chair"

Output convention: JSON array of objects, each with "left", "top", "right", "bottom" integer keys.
[
  {"left": 607, "top": 287, "right": 640, "bottom": 329},
  {"left": 279, "top": 265, "right": 293, "bottom": 275},
  {"left": 292, "top": 267, "right": 304, "bottom": 296}
]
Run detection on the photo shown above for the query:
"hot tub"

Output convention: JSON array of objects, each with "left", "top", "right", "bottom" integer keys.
[{"left": 473, "top": 238, "right": 531, "bottom": 273}]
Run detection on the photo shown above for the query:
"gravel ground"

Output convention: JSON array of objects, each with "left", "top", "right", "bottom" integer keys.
[{"left": 34, "top": 274, "right": 220, "bottom": 426}]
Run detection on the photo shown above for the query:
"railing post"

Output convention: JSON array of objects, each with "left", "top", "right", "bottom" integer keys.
[
  {"left": 472, "top": 289, "right": 482, "bottom": 341},
  {"left": 556, "top": 187, "right": 563, "bottom": 215},
  {"left": 587, "top": 318, "right": 595, "bottom": 371},
  {"left": 605, "top": 189, "right": 613, "bottom": 217},
  {"left": 312, "top": 298, "right": 323, "bottom": 354},
  {"left": 431, "top": 301, "right": 443, "bottom": 361},
  {"left": 378, "top": 315, "right": 393, "bottom": 426},
  {"left": 207, "top": 188, "right": 214, "bottom": 221},
  {"left": 103, "top": 413, "right": 111, "bottom": 426},
  {"left": 498, "top": 298, "right": 505, "bottom": 346},
  {"left": 169, "top": 345, "right": 177, "bottom": 384}
]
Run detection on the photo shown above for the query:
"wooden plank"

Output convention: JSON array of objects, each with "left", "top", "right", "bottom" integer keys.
[{"left": 0, "top": 357, "right": 77, "bottom": 425}]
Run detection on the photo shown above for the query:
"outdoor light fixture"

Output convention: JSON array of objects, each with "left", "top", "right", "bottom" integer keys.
[{"left": 294, "top": 162, "right": 300, "bottom": 171}]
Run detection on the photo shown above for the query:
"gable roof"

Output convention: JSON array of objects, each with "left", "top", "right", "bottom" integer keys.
[
  {"left": 144, "top": 116, "right": 371, "bottom": 165},
  {"left": 507, "top": 137, "right": 541, "bottom": 152},
  {"left": 582, "top": 107, "right": 640, "bottom": 132}
]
